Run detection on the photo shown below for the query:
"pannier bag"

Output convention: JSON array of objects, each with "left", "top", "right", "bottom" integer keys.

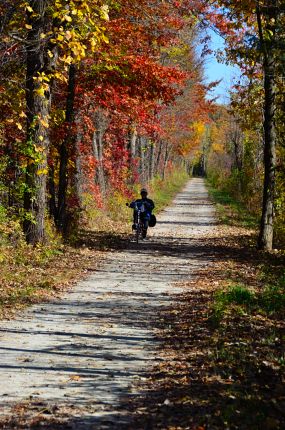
[{"left": 149, "top": 214, "right": 157, "bottom": 227}]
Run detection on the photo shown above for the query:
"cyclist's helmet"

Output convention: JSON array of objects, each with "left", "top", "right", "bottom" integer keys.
[{"left": 140, "top": 188, "right": 148, "bottom": 195}]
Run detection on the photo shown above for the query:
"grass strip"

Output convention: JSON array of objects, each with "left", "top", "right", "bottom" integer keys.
[{"left": 207, "top": 183, "right": 258, "bottom": 229}]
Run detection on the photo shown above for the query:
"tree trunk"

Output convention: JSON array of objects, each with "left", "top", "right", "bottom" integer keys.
[
  {"left": 23, "top": 0, "right": 51, "bottom": 244},
  {"left": 129, "top": 126, "right": 137, "bottom": 161},
  {"left": 93, "top": 111, "right": 106, "bottom": 196},
  {"left": 162, "top": 143, "right": 171, "bottom": 180},
  {"left": 57, "top": 64, "right": 76, "bottom": 231},
  {"left": 139, "top": 136, "right": 146, "bottom": 184},
  {"left": 258, "top": 53, "right": 276, "bottom": 250},
  {"left": 149, "top": 140, "right": 155, "bottom": 181},
  {"left": 48, "top": 164, "right": 57, "bottom": 220},
  {"left": 230, "top": 119, "right": 243, "bottom": 172},
  {"left": 257, "top": 2, "right": 277, "bottom": 250},
  {"left": 154, "top": 140, "right": 163, "bottom": 176},
  {"left": 74, "top": 125, "right": 83, "bottom": 206}
]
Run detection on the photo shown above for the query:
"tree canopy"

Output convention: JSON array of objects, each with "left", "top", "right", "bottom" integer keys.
[{"left": 0, "top": 0, "right": 284, "bottom": 249}]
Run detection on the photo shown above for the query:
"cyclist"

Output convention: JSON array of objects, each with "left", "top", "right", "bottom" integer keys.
[{"left": 129, "top": 188, "right": 155, "bottom": 238}]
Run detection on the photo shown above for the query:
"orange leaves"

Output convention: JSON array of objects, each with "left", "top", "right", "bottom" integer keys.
[{"left": 211, "top": 142, "right": 225, "bottom": 153}]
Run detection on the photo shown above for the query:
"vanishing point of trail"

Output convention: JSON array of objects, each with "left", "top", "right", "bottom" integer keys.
[{"left": 0, "top": 178, "right": 215, "bottom": 429}]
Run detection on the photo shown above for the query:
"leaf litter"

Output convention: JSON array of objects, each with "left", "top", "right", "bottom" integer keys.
[
  {"left": 0, "top": 219, "right": 284, "bottom": 429},
  {"left": 121, "top": 224, "right": 285, "bottom": 430}
]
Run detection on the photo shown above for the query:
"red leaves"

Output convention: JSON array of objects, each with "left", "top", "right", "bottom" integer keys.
[{"left": 46, "top": 0, "right": 215, "bottom": 203}]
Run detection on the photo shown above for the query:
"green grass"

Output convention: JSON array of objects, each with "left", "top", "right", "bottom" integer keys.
[
  {"left": 216, "top": 284, "right": 256, "bottom": 306},
  {"left": 207, "top": 184, "right": 258, "bottom": 228},
  {"left": 259, "top": 280, "right": 285, "bottom": 314},
  {"left": 210, "top": 284, "right": 256, "bottom": 325},
  {"left": 211, "top": 277, "right": 285, "bottom": 325}
]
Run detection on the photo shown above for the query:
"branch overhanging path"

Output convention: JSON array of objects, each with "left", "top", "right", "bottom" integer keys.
[{"left": 0, "top": 178, "right": 216, "bottom": 428}]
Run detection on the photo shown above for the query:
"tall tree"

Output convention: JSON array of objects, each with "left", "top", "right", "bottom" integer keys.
[
  {"left": 22, "top": 0, "right": 108, "bottom": 241},
  {"left": 24, "top": 0, "right": 52, "bottom": 244},
  {"left": 203, "top": 0, "right": 284, "bottom": 250},
  {"left": 256, "top": 1, "right": 278, "bottom": 250}
]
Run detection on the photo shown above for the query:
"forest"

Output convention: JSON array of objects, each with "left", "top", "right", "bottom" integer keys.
[
  {"left": 0, "top": 2, "right": 284, "bottom": 429},
  {"left": 0, "top": 0, "right": 283, "bottom": 251}
]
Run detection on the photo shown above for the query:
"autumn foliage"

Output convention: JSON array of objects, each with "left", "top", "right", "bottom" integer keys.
[
  {"left": 0, "top": 0, "right": 284, "bottom": 249},
  {"left": 0, "top": 0, "right": 213, "bottom": 243}
]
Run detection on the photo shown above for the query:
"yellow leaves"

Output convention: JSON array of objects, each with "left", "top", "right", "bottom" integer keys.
[
  {"left": 57, "top": 33, "right": 64, "bottom": 42},
  {"left": 99, "top": 32, "right": 109, "bottom": 45},
  {"left": 52, "top": 71, "right": 67, "bottom": 83},
  {"left": 61, "top": 55, "right": 73, "bottom": 65},
  {"left": 39, "top": 117, "right": 49, "bottom": 128},
  {"left": 36, "top": 168, "right": 48, "bottom": 176},
  {"left": 34, "top": 87, "right": 46, "bottom": 97},
  {"left": 71, "top": 43, "right": 86, "bottom": 59},
  {"left": 34, "top": 72, "right": 50, "bottom": 84},
  {"left": 70, "top": 44, "right": 80, "bottom": 57},
  {"left": 33, "top": 72, "right": 51, "bottom": 97},
  {"left": 212, "top": 142, "right": 225, "bottom": 153},
  {"left": 75, "top": 9, "right": 84, "bottom": 19},
  {"left": 68, "top": 160, "right": 76, "bottom": 169},
  {"left": 5, "top": 116, "right": 25, "bottom": 131},
  {"left": 63, "top": 14, "right": 72, "bottom": 23},
  {"left": 20, "top": 1, "right": 108, "bottom": 84},
  {"left": 53, "top": 72, "right": 61, "bottom": 80},
  {"left": 90, "top": 37, "right": 98, "bottom": 51},
  {"left": 192, "top": 121, "right": 206, "bottom": 137},
  {"left": 52, "top": 108, "right": 65, "bottom": 126},
  {"left": 34, "top": 145, "right": 45, "bottom": 153},
  {"left": 264, "top": 28, "right": 274, "bottom": 40}
]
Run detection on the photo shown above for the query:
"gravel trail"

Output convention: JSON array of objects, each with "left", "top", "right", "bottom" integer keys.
[{"left": 0, "top": 178, "right": 216, "bottom": 428}]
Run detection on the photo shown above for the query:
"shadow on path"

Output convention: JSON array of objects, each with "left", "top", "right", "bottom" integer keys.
[{"left": 2, "top": 230, "right": 279, "bottom": 430}]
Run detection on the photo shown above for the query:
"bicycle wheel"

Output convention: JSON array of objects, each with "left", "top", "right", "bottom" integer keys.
[{"left": 136, "top": 224, "right": 140, "bottom": 243}]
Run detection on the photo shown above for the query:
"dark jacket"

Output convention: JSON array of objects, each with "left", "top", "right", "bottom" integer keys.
[{"left": 130, "top": 198, "right": 155, "bottom": 213}]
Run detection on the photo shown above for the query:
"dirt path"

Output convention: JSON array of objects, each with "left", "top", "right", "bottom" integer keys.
[{"left": 0, "top": 178, "right": 216, "bottom": 429}]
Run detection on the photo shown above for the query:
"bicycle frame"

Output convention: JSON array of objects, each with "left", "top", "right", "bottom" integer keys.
[{"left": 133, "top": 205, "right": 144, "bottom": 243}]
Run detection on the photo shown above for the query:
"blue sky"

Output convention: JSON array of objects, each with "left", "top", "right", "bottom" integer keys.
[{"left": 203, "top": 30, "right": 240, "bottom": 103}]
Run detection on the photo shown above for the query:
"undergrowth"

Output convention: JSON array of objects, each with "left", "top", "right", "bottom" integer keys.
[
  {"left": 84, "top": 167, "right": 189, "bottom": 233},
  {"left": 148, "top": 169, "right": 189, "bottom": 212},
  {"left": 207, "top": 181, "right": 285, "bottom": 325},
  {"left": 0, "top": 168, "right": 190, "bottom": 317},
  {"left": 211, "top": 276, "right": 285, "bottom": 326},
  {"left": 207, "top": 184, "right": 258, "bottom": 229}
]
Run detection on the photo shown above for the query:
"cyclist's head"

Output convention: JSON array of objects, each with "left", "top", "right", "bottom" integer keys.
[{"left": 140, "top": 188, "right": 148, "bottom": 197}]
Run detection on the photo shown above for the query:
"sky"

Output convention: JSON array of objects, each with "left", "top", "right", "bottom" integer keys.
[{"left": 203, "top": 30, "right": 240, "bottom": 104}]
